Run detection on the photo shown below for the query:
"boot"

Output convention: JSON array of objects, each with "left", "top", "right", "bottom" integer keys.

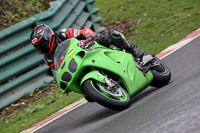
[
  {"left": 96, "top": 30, "right": 145, "bottom": 58},
  {"left": 121, "top": 40, "right": 144, "bottom": 58}
]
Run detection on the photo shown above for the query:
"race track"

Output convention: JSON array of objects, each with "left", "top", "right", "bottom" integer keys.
[{"left": 34, "top": 35, "right": 200, "bottom": 133}]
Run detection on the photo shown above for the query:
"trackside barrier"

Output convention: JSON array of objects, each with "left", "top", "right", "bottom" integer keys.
[{"left": 0, "top": 0, "right": 105, "bottom": 109}]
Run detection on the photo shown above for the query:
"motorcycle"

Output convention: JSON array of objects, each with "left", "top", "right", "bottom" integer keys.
[{"left": 54, "top": 38, "right": 171, "bottom": 111}]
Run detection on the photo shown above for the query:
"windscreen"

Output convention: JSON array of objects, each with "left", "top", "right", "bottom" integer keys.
[{"left": 54, "top": 39, "right": 71, "bottom": 70}]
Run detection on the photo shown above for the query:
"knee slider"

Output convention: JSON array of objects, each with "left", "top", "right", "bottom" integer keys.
[{"left": 108, "top": 30, "right": 124, "bottom": 46}]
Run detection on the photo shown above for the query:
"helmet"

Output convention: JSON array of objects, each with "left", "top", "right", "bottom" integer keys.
[{"left": 30, "top": 24, "right": 57, "bottom": 54}]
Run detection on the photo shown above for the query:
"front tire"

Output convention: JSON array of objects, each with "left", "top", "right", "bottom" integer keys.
[
  {"left": 83, "top": 79, "right": 131, "bottom": 111},
  {"left": 84, "top": 96, "right": 95, "bottom": 102},
  {"left": 150, "top": 57, "right": 171, "bottom": 87}
]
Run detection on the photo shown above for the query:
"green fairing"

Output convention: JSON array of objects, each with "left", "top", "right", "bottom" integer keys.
[
  {"left": 55, "top": 38, "right": 153, "bottom": 97},
  {"left": 80, "top": 70, "right": 106, "bottom": 85}
]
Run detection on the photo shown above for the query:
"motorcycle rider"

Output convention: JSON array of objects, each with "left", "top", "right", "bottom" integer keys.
[{"left": 30, "top": 24, "right": 145, "bottom": 69}]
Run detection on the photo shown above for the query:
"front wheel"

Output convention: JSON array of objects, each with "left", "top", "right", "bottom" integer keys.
[
  {"left": 150, "top": 57, "right": 171, "bottom": 87},
  {"left": 83, "top": 79, "right": 131, "bottom": 111}
]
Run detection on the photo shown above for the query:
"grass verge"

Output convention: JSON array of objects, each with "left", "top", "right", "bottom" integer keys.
[
  {"left": 0, "top": 0, "right": 52, "bottom": 30},
  {"left": 94, "top": 0, "right": 200, "bottom": 54},
  {"left": 0, "top": 82, "right": 82, "bottom": 133}
]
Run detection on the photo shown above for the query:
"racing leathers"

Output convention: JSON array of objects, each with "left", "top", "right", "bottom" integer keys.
[
  {"left": 96, "top": 30, "right": 144, "bottom": 58},
  {"left": 44, "top": 28, "right": 95, "bottom": 69},
  {"left": 44, "top": 28, "right": 144, "bottom": 70}
]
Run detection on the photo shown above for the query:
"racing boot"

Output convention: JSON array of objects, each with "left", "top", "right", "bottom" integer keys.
[
  {"left": 96, "top": 30, "right": 145, "bottom": 58},
  {"left": 121, "top": 40, "right": 144, "bottom": 58}
]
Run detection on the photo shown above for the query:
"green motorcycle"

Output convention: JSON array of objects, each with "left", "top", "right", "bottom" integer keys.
[{"left": 54, "top": 38, "right": 171, "bottom": 111}]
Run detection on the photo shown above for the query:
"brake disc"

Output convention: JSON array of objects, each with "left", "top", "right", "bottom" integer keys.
[{"left": 97, "top": 82, "right": 123, "bottom": 97}]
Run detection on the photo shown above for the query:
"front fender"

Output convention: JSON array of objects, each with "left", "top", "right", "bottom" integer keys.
[{"left": 80, "top": 70, "right": 106, "bottom": 86}]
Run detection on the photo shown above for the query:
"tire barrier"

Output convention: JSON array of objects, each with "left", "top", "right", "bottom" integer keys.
[{"left": 0, "top": 0, "right": 105, "bottom": 109}]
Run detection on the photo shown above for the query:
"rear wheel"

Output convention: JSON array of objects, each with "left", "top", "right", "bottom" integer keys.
[
  {"left": 150, "top": 57, "right": 171, "bottom": 87},
  {"left": 83, "top": 79, "right": 130, "bottom": 111}
]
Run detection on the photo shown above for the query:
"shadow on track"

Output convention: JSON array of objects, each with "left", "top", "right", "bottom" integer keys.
[
  {"left": 71, "top": 106, "right": 119, "bottom": 128},
  {"left": 130, "top": 87, "right": 159, "bottom": 105},
  {"left": 130, "top": 78, "right": 174, "bottom": 106},
  {"left": 72, "top": 87, "right": 162, "bottom": 129}
]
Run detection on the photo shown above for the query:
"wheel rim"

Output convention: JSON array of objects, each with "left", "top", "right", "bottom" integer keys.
[
  {"left": 91, "top": 80, "right": 128, "bottom": 102},
  {"left": 97, "top": 82, "right": 123, "bottom": 97}
]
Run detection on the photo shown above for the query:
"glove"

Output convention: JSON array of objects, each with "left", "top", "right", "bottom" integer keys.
[{"left": 78, "top": 36, "right": 95, "bottom": 49}]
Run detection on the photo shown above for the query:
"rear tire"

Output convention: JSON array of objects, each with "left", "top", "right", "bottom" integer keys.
[
  {"left": 83, "top": 79, "right": 131, "bottom": 111},
  {"left": 150, "top": 57, "right": 171, "bottom": 87}
]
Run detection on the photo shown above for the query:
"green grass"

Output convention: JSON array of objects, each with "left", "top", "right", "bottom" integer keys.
[
  {"left": 94, "top": 0, "right": 200, "bottom": 54},
  {"left": 0, "top": 87, "right": 82, "bottom": 133},
  {"left": 0, "top": 0, "right": 52, "bottom": 30}
]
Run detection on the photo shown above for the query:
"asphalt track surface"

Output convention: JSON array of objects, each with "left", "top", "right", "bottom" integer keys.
[{"left": 35, "top": 36, "right": 200, "bottom": 133}]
